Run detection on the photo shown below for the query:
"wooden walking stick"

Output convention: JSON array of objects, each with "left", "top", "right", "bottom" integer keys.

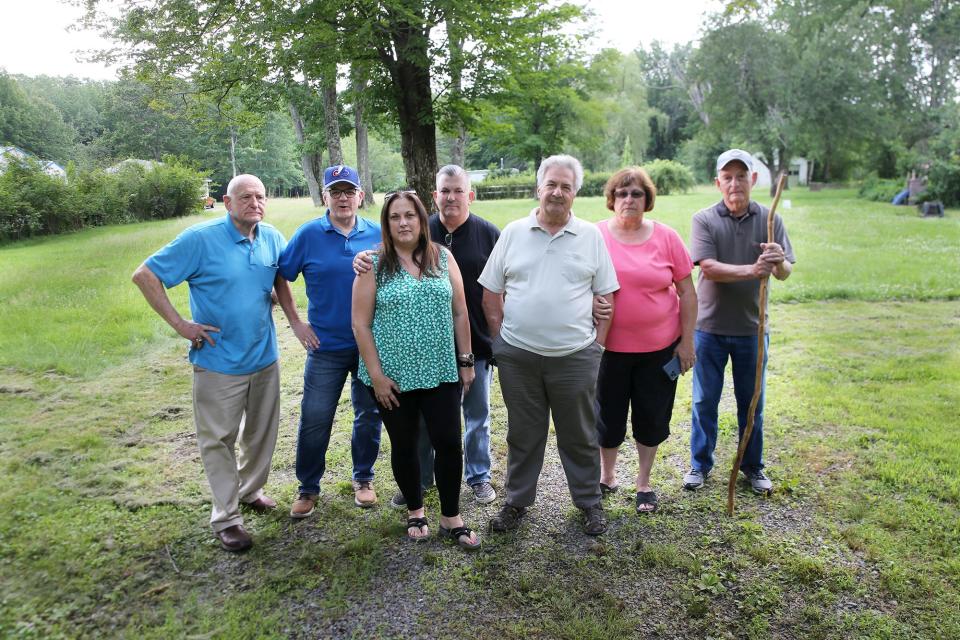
[{"left": 727, "top": 172, "right": 787, "bottom": 516}]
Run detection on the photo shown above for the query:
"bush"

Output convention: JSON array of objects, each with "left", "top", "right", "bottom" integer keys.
[
  {"left": 644, "top": 159, "right": 696, "bottom": 195},
  {"left": 926, "top": 160, "right": 960, "bottom": 208},
  {"left": 0, "top": 156, "right": 206, "bottom": 242},
  {"left": 858, "top": 175, "right": 904, "bottom": 202},
  {"left": 71, "top": 168, "right": 134, "bottom": 227},
  {"left": 0, "top": 157, "right": 74, "bottom": 240},
  {"left": 128, "top": 161, "right": 205, "bottom": 221}
]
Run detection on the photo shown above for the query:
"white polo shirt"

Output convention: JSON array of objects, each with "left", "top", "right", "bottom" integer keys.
[{"left": 479, "top": 209, "right": 619, "bottom": 357}]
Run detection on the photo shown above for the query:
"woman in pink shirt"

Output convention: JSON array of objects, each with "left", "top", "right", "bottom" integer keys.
[{"left": 595, "top": 167, "right": 697, "bottom": 514}]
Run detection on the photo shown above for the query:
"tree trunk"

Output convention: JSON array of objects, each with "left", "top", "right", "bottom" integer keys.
[
  {"left": 770, "top": 146, "right": 790, "bottom": 197},
  {"left": 229, "top": 127, "right": 237, "bottom": 177},
  {"left": 377, "top": 13, "right": 438, "bottom": 209},
  {"left": 447, "top": 18, "right": 467, "bottom": 168},
  {"left": 320, "top": 74, "right": 344, "bottom": 166},
  {"left": 288, "top": 101, "right": 323, "bottom": 207},
  {"left": 351, "top": 65, "right": 375, "bottom": 208}
]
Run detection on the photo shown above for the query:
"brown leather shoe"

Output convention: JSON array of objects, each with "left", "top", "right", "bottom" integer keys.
[
  {"left": 290, "top": 493, "right": 318, "bottom": 519},
  {"left": 216, "top": 524, "right": 252, "bottom": 552},
  {"left": 353, "top": 481, "right": 378, "bottom": 508},
  {"left": 244, "top": 495, "right": 277, "bottom": 512}
]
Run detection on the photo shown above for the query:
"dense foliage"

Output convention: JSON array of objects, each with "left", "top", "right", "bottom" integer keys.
[{"left": 0, "top": 156, "right": 206, "bottom": 242}]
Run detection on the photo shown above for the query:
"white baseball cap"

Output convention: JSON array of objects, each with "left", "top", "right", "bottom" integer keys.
[{"left": 716, "top": 149, "right": 754, "bottom": 174}]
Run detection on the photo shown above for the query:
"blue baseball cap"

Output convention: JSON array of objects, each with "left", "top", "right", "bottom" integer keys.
[{"left": 323, "top": 165, "right": 361, "bottom": 189}]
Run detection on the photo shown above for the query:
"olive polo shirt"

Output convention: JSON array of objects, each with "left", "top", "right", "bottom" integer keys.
[{"left": 690, "top": 200, "right": 796, "bottom": 336}]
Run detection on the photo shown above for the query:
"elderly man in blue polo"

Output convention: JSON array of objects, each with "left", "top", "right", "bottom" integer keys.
[
  {"left": 278, "top": 165, "right": 384, "bottom": 518},
  {"left": 132, "top": 174, "right": 297, "bottom": 552}
]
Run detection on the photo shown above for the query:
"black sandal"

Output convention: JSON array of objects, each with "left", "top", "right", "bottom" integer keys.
[
  {"left": 406, "top": 517, "right": 429, "bottom": 541},
  {"left": 636, "top": 491, "right": 658, "bottom": 514},
  {"left": 439, "top": 524, "right": 481, "bottom": 550}
]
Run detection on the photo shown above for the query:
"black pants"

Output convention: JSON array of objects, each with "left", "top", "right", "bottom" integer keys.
[
  {"left": 369, "top": 382, "right": 463, "bottom": 517},
  {"left": 596, "top": 340, "right": 679, "bottom": 448}
]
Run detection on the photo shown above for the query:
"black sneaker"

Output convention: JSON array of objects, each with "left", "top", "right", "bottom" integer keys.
[
  {"left": 489, "top": 504, "right": 527, "bottom": 532},
  {"left": 582, "top": 503, "right": 607, "bottom": 536},
  {"left": 390, "top": 491, "right": 406, "bottom": 509}
]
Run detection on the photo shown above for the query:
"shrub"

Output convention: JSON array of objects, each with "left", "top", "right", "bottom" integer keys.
[
  {"left": 926, "top": 160, "right": 960, "bottom": 207},
  {"left": 644, "top": 159, "right": 696, "bottom": 195},
  {"left": 858, "top": 175, "right": 904, "bottom": 202},
  {"left": 71, "top": 169, "right": 133, "bottom": 227},
  {"left": 0, "top": 156, "right": 206, "bottom": 242},
  {"left": 128, "top": 160, "right": 205, "bottom": 221},
  {"left": 0, "top": 157, "right": 74, "bottom": 240}
]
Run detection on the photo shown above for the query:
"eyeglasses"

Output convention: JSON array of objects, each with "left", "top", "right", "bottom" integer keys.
[
  {"left": 444, "top": 232, "right": 453, "bottom": 247},
  {"left": 384, "top": 189, "right": 416, "bottom": 200},
  {"left": 327, "top": 188, "right": 358, "bottom": 199},
  {"left": 614, "top": 189, "right": 645, "bottom": 200}
]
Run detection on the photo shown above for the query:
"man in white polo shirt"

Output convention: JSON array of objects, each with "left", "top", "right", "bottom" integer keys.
[{"left": 479, "top": 154, "right": 619, "bottom": 536}]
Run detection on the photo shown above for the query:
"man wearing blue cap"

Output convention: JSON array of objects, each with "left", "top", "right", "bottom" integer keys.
[
  {"left": 279, "top": 164, "right": 384, "bottom": 517},
  {"left": 683, "top": 149, "right": 795, "bottom": 495}
]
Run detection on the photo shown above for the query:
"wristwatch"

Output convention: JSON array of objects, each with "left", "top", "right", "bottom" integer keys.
[{"left": 457, "top": 352, "right": 475, "bottom": 368}]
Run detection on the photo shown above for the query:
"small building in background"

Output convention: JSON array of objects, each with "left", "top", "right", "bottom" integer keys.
[{"left": 1, "top": 145, "right": 66, "bottom": 180}]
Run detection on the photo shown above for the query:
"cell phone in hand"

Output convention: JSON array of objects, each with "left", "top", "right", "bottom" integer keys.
[{"left": 662, "top": 355, "right": 682, "bottom": 381}]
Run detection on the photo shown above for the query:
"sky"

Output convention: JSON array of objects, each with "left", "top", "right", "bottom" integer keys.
[{"left": 0, "top": 0, "right": 721, "bottom": 81}]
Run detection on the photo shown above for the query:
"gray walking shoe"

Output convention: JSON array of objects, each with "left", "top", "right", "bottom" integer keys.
[
  {"left": 471, "top": 481, "right": 497, "bottom": 504},
  {"left": 390, "top": 491, "right": 407, "bottom": 509},
  {"left": 683, "top": 468, "right": 709, "bottom": 490},
  {"left": 744, "top": 469, "right": 773, "bottom": 494}
]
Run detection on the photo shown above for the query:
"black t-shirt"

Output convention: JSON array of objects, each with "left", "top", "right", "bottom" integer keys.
[{"left": 429, "top": 213, "right": 500, "bottom": 360}]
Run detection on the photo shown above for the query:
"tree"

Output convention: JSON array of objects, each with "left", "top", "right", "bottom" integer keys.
[
  {"left": 0, "top": 72, "right": 74, "bottom": 162},
  {"left": 86, "top": 0, "right": 588, "bottom": 207}
]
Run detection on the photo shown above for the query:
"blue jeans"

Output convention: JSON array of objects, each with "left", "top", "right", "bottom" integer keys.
[
  {"left": 296, "top": 348, "right": 382, "bottom": 495},
  {"left": 690, "top": 331, "right": 768, "bottom": 474},
  {"left": 417, "top": 358, "right": 493, "bottom": 487}
]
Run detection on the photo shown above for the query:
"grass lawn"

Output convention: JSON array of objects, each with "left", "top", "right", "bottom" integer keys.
[{"left": 0, "top": 187, "right": 958, "bottom": 638}]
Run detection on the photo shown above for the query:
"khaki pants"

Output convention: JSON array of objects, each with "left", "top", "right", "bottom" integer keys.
[
  {"left": 492, "top": 338, "right": 603, "bottom": 509},
  {"left": 192, "top": 361, "right": 280, "bottom": 532}
]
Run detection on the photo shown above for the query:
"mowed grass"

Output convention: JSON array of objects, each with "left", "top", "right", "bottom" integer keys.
[{"left": 0, "top": 187, "right": 958, "bottom": 638}]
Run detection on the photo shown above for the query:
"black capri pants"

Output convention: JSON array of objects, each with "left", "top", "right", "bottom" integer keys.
[
  {"left": 368, "top": 381, "right": 463, "bottom": 517},
  {"left": 595, "top": 339, "right": 679, "bottom": 448}
]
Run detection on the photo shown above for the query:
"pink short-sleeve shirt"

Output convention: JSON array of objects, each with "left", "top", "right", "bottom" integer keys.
[{"left": 598, "top": 219, "right": 693, "bottom": 353}]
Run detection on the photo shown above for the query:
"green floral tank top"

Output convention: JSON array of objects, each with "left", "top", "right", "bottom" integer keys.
[{"left": 358, "top": 249, "right": 458, "bottom": 392}]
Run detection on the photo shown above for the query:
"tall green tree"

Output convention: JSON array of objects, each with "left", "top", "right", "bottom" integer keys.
[
  {"left": 0, "top": 73, "right": 75, "bottom": 162},
  {"left": 86, "top": 0, "right": 587, "bottom": 206}
]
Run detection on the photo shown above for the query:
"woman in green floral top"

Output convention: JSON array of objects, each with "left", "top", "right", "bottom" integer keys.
[{"left": 353, "top": 191, "right": 480, "bottom": 550}]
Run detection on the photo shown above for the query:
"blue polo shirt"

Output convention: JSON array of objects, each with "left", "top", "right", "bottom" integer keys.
[
  {"left": 278, "top": 213, "right": 382, "bottom": 352},
  {"left": 145, "top": 214, "right": 286, "bottom": 375}
]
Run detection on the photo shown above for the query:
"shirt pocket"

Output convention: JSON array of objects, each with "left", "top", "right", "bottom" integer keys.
[{"left": 561, "top": 254, "right": 594, "bottom": 283}]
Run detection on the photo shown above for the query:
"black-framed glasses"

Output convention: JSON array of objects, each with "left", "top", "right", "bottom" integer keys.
[
  {"left": 614, "top": 189, "right": 645, "bottom": 200},
  {"left": 327, "top": 188, "right": 358, "bottom": 199}
]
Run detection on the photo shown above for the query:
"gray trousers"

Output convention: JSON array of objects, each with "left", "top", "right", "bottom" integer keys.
[
  {"left": 492, "top": 337, "right": 603, "bottom": 509},
  {"left": 192, "top": 361, "right": 280, "bottom": 532}
]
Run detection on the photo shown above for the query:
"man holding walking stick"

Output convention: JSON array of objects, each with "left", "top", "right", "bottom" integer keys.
[{"left": 683, "top": 149, "right": 795, "bottom": 494}]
